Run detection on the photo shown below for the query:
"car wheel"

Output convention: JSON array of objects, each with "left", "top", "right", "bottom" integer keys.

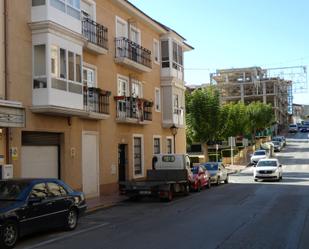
[
  {"left": 254, "top": 178, "right": 258, "bottom": 182},
  {"left": 196, "top": 181, "right": 201, "bottom": 192},
  {"left": 280, "top": 174, "right": 283, "bottom": 181},
  {"left": 183, "top": 183, "right": 190, "bottom": 196},
  {"left": 65, "top": 208, "right": 78, "bottom": 231},
  {"left": 0, "top": 221, "right": 19, "bottom": 249},
  {"left": 224, "top": 176, "right": 229, "bottom": 184}
]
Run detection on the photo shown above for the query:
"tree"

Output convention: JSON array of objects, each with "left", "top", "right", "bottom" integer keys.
[
  {"left": 221, "top": 102, "right": 249, "bottom": 138},
  {"left": 186, "top": 86, "right": 222, "bottom": 162},
  {"left": 246, "top": 102, "right": 274, "bottom": 141}
]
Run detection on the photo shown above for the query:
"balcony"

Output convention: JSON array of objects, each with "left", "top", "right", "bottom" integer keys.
[
  {"left": 83, "top": 87, "right": 111, "bottom": 119},
  {"left": 82, "top": 18, "right": 108, "bottom": 55},
  {"left": 114, "top": 37, "right": 152, "bottom": 73},
  {"left": 162, "top": 108, "right": 184, "bottom": 128},
  {"left": 114, "top": 96, "right": 152, "bottom": 124}
]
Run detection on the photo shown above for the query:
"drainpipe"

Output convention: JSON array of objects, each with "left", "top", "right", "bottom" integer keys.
[{"left": 4, "top": 0, "right": 10, "bottom": 164}]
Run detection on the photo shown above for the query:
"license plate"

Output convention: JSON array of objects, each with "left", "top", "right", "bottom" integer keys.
[{"left": 139, "top": 190, "right": 151, "bottom": 195}]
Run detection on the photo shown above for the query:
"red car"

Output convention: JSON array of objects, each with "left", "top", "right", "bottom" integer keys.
[{"left": 190, "top": 165, "right": 211, "bottom": 191}]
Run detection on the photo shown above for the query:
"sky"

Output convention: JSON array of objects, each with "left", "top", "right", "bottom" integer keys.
[{"left": 129, "top": 0, "right": 309, "bottom": 105}]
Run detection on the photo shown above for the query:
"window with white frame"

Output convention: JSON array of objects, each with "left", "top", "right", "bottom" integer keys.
[
  {"left": 116, "top": 16, "right": 128, "bottom": 38},
  {"left": 33, "top": 44, "right": 47, "bottom": 88},
  {"left": 153, "top": 39, "right": 160, "bottom": 64},
  {"left": 166, "top": 138, "right": 173, "bottom": 154},
  {"left": 155, "top": 88, "right": 161, "bottom": 112},
  {"left": 50, "top": 0, "right": 81, "bottom": 20},
  {"left": 117, "top": 76, "right": 129, "bottom": 96},
  {"left": 173, "top": 94, "right": 179, "bottom": 112},
  {"left": 130, "top": 25, "right": 141, "bottom": 45},
  {"left": 131, "top": 80, "right": 143, "bottom": 98},
  {"left": 172, "top": 41, "right": 183, "bottom": 70},
  {"left": 50, "top": 46, "right": 82, "bottom": 83},
  {"left": 161, "top": 40, "right": 169, "bottom": 68},
  {"left": 133, "top": 136, "right": 143, "bottom": 176},
  {"left": 83, "top": 66, "right": 96, "bottom": 88},
  {"left": 153, "top": 137, "right": 161, "bottom": 154}
]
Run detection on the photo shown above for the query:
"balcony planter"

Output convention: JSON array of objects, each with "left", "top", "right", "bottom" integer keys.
[{"left": 114, "top": 95, "right": 126, "bottom": 101}]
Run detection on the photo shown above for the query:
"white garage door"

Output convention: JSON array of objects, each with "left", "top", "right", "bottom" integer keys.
[
  {"left": 21, "top": 146, "right": 58, "bottom": 178},
  {"left": 82, "top": 132, "right": 99, "bottom": 197}
]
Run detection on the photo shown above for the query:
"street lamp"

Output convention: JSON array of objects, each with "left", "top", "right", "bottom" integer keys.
[{"left": 170, "top": 124, "right": 178, "bottom": 153}]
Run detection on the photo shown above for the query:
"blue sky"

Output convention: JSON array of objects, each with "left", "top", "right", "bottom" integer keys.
[{"left": 129, "top": 0, "right": 309, "bottom": 104}]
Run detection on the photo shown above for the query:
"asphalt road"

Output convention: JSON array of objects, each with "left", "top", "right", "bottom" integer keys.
[{"left": 16, "top": 132, "right": 309, "bottom": 249}]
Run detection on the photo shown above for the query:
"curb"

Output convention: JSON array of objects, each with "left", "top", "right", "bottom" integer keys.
[{"left": 85, "top": 202, "right": 121, "bottom": 214}]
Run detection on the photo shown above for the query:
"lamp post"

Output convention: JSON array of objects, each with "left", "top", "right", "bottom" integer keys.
[{"left": 170, "top": 124, "right": 178, "bottom": 153}]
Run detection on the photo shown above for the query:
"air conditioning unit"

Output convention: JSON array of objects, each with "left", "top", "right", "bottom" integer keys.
[{"left": 0, "top": 164, "right": 13, "bottom": 179}]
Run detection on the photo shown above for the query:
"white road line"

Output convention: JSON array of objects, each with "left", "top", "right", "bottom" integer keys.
[{"left": 21, "top": 222, "right": 109, "bottom": 249}]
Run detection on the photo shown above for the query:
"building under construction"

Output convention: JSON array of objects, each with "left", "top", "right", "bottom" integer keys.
[{"left": 210, "top": 67, "right": 292, "bottom": 127}]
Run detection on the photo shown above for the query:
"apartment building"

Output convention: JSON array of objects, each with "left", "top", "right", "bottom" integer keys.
[{"left": 2, "top": 0, "right": 192, "bottom": 196}]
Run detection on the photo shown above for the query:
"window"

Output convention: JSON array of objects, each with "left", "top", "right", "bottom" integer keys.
[
  {"left": 60, "top": 48, "right": 66, "bottom": 79},
  {"left": 172, "top": 41, "right": 183, "bottom": 70},
  {"left": 130, "top": 26, "right": 141, "bottom": 45},
  {"left": 133, "top": 136, "right": 143, "bottom": 176},
  {"left": 76, "top": 54, "right": 82, "bottom": 83},
  {"left": 118, "top": 77, "right": 129, "bottom": 96},
  {"left": 34, "top": 45, "right": 46, "bottom": 77},
  {"left": 116, "top": 16, "right": 128, "bottom": 38},
  {"left": 83, "top": 66, "right": 96, "bottom": 88},
  {"left": 131, "top": 80, "right": 143, "bottom": 98},
  {"left": 32, "top": 0, "right": 45, "bottom": 6},
  {"left": 161, "top": 40, "right": 169, "bottom": 68},
  {"left": 153, "top": 39, "right": 160, "bottom": 64},
  {"left": 173, "top": 94, "right": 179, "bottom": 110},
  {"left": 153, "top": 137, "right": 161, "bottom": 154},
  {"left": 68, "top": 51, "right": 74, "bottom": 81},
  {"left": 50, "top": 0, "right": 80, "bottom": 19},
  {"left": 30, "top": 183, "right": 48, "bottom": 199},
  {"left": 47, "top": 182, "right": 67, "bottom": 197},
  {"left": 51, "top": 46, "right": 58, "bottom": 76},
  {"left": 155, "top": 88, "right": 161, "bottom": 112},
  {"left": 167, "top": 138, "right": 173, "bottom": 154}
]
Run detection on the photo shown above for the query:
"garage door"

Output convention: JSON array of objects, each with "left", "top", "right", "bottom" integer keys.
[{"left": 21, "top": 146, "right": 58, "bottom": 178}]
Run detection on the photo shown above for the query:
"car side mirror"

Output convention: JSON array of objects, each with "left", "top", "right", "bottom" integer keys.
[{"left": 28, "top": 197, "right": 42, "bottom": 205}]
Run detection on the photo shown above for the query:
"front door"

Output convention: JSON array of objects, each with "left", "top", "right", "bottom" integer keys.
[
  {"left": 118, "top": 144, "right": 127, "bottom": 182},
  {"left": 82, "top": 132, "right": 99, "bottom": 197}
]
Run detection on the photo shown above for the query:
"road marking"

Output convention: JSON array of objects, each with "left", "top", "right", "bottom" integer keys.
[{"left": 21, "top": 222, "right": 109, "bottom": 249}]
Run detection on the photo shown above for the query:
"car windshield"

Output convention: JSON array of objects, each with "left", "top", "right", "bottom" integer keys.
[
  {"left": 254, "top": 151, "right": 266, "bottom": 156},
  {"left": 257, "top": 161, "right": 278, "bottom": 167},
  {"left": 204, "top": 163, "right": 218, "bottom": 171},
  {"left": 191, "top": 167, "right": 199, "bottom": 174},
  {"left": 0, "top": 181, "right": 29, "bottom": 200}
]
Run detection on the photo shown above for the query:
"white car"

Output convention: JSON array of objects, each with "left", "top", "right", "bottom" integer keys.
[
  {"left": 250, "top": 150, "right": 268, "bottom": 165},
  {"left": 254, "top": 158, "right": 283, "bottom": 181}
]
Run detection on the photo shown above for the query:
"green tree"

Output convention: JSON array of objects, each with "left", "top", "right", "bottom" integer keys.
[
  {"left": 221, "top": 102, "right": 249, "bottom": 138},
  {"left": 246, "top": 102, "right": 274, "bottom": 140},
  {"left": 186, "top": 86, "right": 222, "bottom": 161}
]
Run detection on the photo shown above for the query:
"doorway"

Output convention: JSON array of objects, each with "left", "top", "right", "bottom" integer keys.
[{"left": 118, "top": 144, "right": 127, "bottom": 182}]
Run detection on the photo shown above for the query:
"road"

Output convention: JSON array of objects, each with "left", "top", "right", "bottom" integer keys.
[{"left": 17, "top": 132, "right": 309, "bottom": 249}]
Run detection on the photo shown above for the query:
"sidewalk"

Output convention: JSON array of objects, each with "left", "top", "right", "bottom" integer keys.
[{"left": 86, "top": 194, "right": 127, "bottom": 213}]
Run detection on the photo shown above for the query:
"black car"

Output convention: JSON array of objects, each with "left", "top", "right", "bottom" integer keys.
[
  {"left": 300, "top": 126, "right": 309, "bottom": 132},
  {"left": 0, "top": 178, "right": 87, "bottom": 249}
]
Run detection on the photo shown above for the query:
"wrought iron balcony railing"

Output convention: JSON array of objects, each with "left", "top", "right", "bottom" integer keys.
[
  {"left": 82, "top": 18, "right": 108, "bottom": 50},
  {"left": 115, "top": 37, "right": 152, "bottom": 69},
  {"left": 115, "top": 96, "right": 152, "bottom": 122},
  {"left": 84, "top": 87, "right": 111, "bottom": 115}
]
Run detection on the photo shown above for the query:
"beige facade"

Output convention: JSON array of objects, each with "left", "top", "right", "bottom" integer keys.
[{"left": 3, "top": 0, "right": 192, "bottom": 196}]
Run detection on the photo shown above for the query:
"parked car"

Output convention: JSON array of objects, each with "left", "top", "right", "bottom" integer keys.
[
  {"left": 202, "top": 162, "right": 229, "bottom": 185},
  {"left": 300, "top": 126, "right": 309, "bottom": 132},
  {"left": 272, "top": 140, "right": 282, "bottom": 152},
  {"left": 253, "top": 158, "right": 283, "bottom": 182},
  {"left": 190, "top": 165, "right": 211, "bottom": 191},
  {"left": 272, "top": 136, "right": 285, "bottom": 147},
  {"left": 250, "top": 150, "right": 268, "bottom": 165},
  {"left": 288, "top": 124, "right": 298, "bottom": 133},
  {"left": 0, "top": 179, "right": 87, "bottom": 249}
]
